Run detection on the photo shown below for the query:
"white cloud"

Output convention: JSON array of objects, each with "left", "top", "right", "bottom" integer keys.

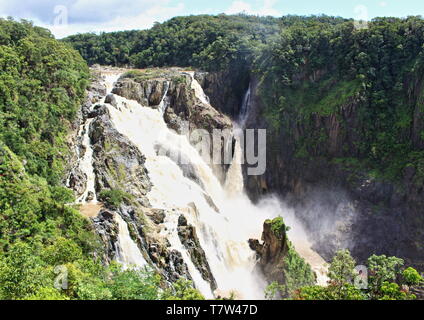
[
  {"left": 226, "top": 0, "right": 280, "bottom": 16},
  {"left": 0, "top": 0, "right": 185, "bottom": 38},
  {"left": 226, "top": 1, "right": 253, "bottom": 15}
]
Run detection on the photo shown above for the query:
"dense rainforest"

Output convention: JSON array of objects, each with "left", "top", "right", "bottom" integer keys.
[
  {"left": 0, "top": 13, "right": 423, "bottom": 300},
  {"left": 0, "top": 18, "right": 203, "bottom": 300},
  {"left": 64, "top": 14, "right": 424, "bottom": 181}
]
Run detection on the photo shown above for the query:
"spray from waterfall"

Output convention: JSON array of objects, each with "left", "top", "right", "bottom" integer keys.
[
  {"left": 97, "top": 71, "right": 328, "bottom": 299},
  {"left": 72, "top": 71, "right": 150, "bottom": 268}
]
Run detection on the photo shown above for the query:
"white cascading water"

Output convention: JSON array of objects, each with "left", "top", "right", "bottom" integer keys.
[
  {"left": 99, "top": 71, "right": 328, "bottom": 299},
  {"left": 76, "top": 118, "right": 97, "bottom": 204},
  {"left": 76, "top": 72, "right": 120, "bottom": 204},
  {"left": 74, "top": 71, "right": 149, "bottom": 268},
  {"left": 238, "top": 83, "right": 251, "bottom": 128},
  {"left": 115, "top": 214, "right": 148, "bottom": 268}
]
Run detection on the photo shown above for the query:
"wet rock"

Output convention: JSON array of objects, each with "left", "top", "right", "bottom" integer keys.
[
  {"left": 249, "top": 219, "right": 289, "bottom": 284},
  {"left": 89, "top": 109, "right": 152, "bottom": 207},
  {"left": 92, "top": 210, "right": 120, "bottom": 264},
  {"left": 194, "top": 70, "right": 249, "bottom": 118},
  {"left": 67, "top": 167, "right": 87, "bottom": 197},
  {"left": 117, "top": 71, "right": 234, "bottom": 183},
  {"left": 89, "top": 81, "right": 107, "bottom": 97},
  {"left": 177, "top": 214, "right": 217, "bottom": 291},
  {"left": 86, "top": 191, "right": 95, "bottom": 202},
  {"left": 178, "top": 214, "right": 188, "bottom": 227},
  {"left": 203, "top": 193, "right": 220, "bottom": 213},
  {"left": 144, "top": 208, "right": 166, "bottom": 225},
  {"left": 112, "top": 78, "right": 167, "bottom": 106},
  {"left": 88, "top": 104, "right": 196, "bottom": 283},
  {"left": 105, "top": 94, "right": 117, "bottom": 107}
]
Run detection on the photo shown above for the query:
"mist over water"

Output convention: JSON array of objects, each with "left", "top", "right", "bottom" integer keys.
[{"left": 94, "top": 71, "right": 329, "bottom": 299}]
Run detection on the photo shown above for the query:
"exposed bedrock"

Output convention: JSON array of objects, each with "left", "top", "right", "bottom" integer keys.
[
  {"left": 195, "top": 72, "right": 424, "bottom": 271},
  {"left": 177, "top": 214, "right": 217, "bottom": 291},
  {"left": 78, "top": 76, "right": 230, "bottom": 290},
  {"left": 85, "top": 105, "right": 195, "bottom": 282},
  {"left": 249, "top": 219, "right": 289, "bottom": 284},
  {"left": 112, "top": 70, "right": 235, "bottom": 182}
]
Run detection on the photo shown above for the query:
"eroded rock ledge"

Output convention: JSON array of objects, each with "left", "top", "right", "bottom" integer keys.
[{"left": 249, "top": 218, "right": 289, "bottom": 284}]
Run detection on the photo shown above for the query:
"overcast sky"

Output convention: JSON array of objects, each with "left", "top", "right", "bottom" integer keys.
[{"left": 0, "top": 0, "right": 423, "bottom": 38}]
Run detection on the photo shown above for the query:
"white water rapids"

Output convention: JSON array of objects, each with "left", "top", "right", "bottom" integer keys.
[{"left": 83, "top": 71, "right": 328, "bottom": 299}]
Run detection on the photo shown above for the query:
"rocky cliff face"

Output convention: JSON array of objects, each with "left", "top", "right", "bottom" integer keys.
[
  {"left": 112, "top": 69, "right": 235, "bottom": 182},
  {"left": 112, "top": 70, "right": 233, "bottom": 134},
  {"left": 192, "top": 70, "right": 424, "bottom": 272},
  {"left": 66, "top": 68, "right": 233, "bottom": 292},
  {"left": 239, "top": 76, "right": 424, "bottom": 270},
  {"left": 177, "top": 214, "right": 217, "bottom": 290},
  {"left": 194, "top": 70, "right": 249, "bottom": 118},
  {"left": 65, "top": 76, "right": 108, "bottom": 198}
]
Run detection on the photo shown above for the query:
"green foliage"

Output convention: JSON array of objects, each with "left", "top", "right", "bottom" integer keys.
[
  {"left": 266, "top": 216, "right": 290, "bottom": 239},
  {"left": 107, "top": 264, "right": 162, "bottom": 300},
  {"left": 99, "top": 189, "right": 133, "bottom": 208},
  {"left": 367, "top": 254, "right": 404, "bottom": 298},
  {"left": 379, "top": 281, "right": 415, "bottom": 300},
  {"left": 280, "top": 243, "right": 316, "bottom": 297},
  {"left": 64, "top": 14, "right": 280, "bottom": 72},
  {"left": 255, "top": 16, "right": 424, "bottom": 181},
  {"left": 0, "top": 19, "right": 111, "bottom": 301},
  {"left": 328, "top": 249, "right": 357, "bottom": 286},
  {"left": 162, "top": 278, "right": 205, "bottom": 300},
  {"left": 0, "top": 18, "right": 89, "bottom": 184},
  {"left": 295, "top": 283, "right": 365, "bottom": 300},
  {"left": 291, "top": 250, "right": 421, "bottom": 300},
  {"left": 25, "top": 287, "right": 70, "bottom": 300},
  {"left": 402, "top": 267, "right": 423, "bottom": 286}
]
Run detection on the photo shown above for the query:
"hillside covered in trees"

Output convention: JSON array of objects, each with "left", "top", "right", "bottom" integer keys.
[
  {"left": 1, "top": 13, "right": 424, "bottom": 300},
  {"left": 0, "top": 18, "right": 203, "bottom": 300},
  {"left": 65, "top": 14, "right": 424, "bottom": 181}
]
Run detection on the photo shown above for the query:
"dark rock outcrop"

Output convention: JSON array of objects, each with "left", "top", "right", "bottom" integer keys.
[
  {"left": 89, "top": 106, "right": 152, "bottom": 208},
  {"left": 249, "top": 219, "right": 289, "bottom": 284},
  {"left": 67, "top": 167, "right": 87, "bottom": 198},
  {"left": 177, "top": 215, "right": 217, "bottom": 291},
  {"left": 238, "top": 75, "right": 424, "bottom": 270},
  {"left": 104, "top": 94, "right": 117, "bottom": 107},
  {"left": 194, "top": 70, "right": 250, "bottom": 118},
  {"left": 87, "top": 100, "right": 197, "bottom": 284},
  {"left": 113, "top": 70, "right": 235, "bottom": 183},
  {"left": 92, "top": 209, "right": 120, "bottom": 264},
  {"left": 65, "top": 71, "right": 106, "bottom": 191}
]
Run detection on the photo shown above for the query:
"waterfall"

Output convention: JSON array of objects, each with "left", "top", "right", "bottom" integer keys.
[
  {"left": 99, "top": 71, "right": 328, "bottom": 299},
  {"left": 237, "top": 85, "right": 329, "bottom": 287},
  {"left": 76, "top": 118, "right": 97, "bottom": 203},
  {"left": 186, "top": 72, "right": 210, "bottom": 104},
  {"left": 115, "top": 214, "right": 148, "bottom": 269},
  {"left": 158, "top": 81, "right": 170, "bottom": 115},
  {"left": 76, "top": 72, "right": 121, "bottom": 204},
  {"left": 238, "top": 83, "right": 251, "bottom": 128},
  {"left": 73, "top": 71, "right": 152, "bottom": 266}
]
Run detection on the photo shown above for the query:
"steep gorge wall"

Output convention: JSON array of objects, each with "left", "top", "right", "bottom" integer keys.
[
  {"left": 66, "top": 69, "right": 227, "bottom": 290},
  {"left": 198, "top": 71, "right": 424, "bottom": 270},
  {"left": 251, "top": 78, "right": 424, "bottom": 269}
]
